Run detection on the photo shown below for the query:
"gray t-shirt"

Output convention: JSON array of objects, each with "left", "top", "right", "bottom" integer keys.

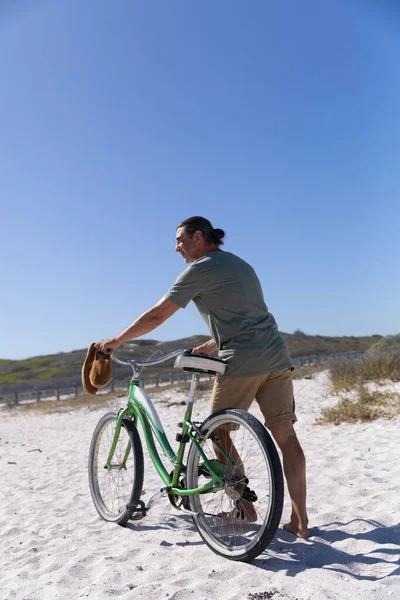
[{"left": 164, "top": 250, "right": 293, "bottom": 378}]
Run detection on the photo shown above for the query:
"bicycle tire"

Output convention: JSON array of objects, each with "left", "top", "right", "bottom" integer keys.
[
  {"left": 88, "top": 411, "right": 144, "bottom": 525},
  {"left": 186, "top": 408, "right": 283, "bottom": 562}
]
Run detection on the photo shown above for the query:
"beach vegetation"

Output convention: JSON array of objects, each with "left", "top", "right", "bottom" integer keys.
[
  {"left": 328, "top": 344, "right": 400, "bottom": 394},
  {"left": 291, "top": 364, "right": 324, "bottom": 380},
  {"left": 316, "top": 385, "right": 397, "bottom": 425},
  {"left": 0, "top": 333, "right": 383, "bottom": 389},
  {"left": 317, "top": 337, "right": 400, "bottom": 424}
]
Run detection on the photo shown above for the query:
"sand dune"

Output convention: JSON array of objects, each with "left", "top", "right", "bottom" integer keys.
[{"left": 1, "top": 372, "right": 399, "bottom": 600}]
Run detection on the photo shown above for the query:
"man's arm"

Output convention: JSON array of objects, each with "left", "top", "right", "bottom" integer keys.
[
  {"left": 192, "top": 338, "right": 218, "bottom": 356},
  {"left": 95, "top": 298, "right": 180, "bottom": 353}
]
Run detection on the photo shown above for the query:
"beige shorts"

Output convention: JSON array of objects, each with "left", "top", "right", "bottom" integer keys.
[{"left": 210, "top": 368, "right": 296, "bottom": 428}]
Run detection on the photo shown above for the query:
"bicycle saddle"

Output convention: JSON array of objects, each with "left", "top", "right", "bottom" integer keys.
[{"left": 174, "top": 350, "right": 227, "bottom": 376}]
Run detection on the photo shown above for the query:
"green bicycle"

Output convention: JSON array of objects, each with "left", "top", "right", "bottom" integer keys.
[{"left": 88, "top": 349, "right": 284, "bottom": 562}]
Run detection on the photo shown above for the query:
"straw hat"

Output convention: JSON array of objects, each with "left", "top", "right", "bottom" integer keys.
[{"left": 82, "top": 343, "right": 112, "bottom": 395}]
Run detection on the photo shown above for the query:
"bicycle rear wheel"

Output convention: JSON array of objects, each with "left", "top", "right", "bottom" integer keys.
[
  {"left": 88, "top": 411, "right": 144, "bottom": 525},
  {"left": 185, "top": 408, "right": 283, "bottom": 562}
]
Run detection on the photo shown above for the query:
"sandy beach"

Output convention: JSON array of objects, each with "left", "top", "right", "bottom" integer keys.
[{"left": 1, "top": 371, "right": 399, "bottom": 600}]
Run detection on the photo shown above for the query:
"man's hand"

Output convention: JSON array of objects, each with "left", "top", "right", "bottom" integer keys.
[
  {"left": 94, "top": 337, "right": 121, "bottom": 354},
  {"left": 192, "top": 339, "right": 217, "bottom": 356},
  {"left": 192, "top": 345, "right": 209, "bottom": 355}
]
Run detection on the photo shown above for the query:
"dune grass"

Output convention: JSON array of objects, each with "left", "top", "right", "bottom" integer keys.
[
  {"left": 4, "top": 344, "right": 399, "bottom": 425},
  {"left": 328, "top": 352, "right": 400, "bottom": 393},
  {"left": 317, "top": 343, "right": 400, "bottom": 424},
  {"left": 316, "top": 384, "right": 397, "bottom": 425}
]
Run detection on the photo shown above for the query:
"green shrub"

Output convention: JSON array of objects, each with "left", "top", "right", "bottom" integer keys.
[
  {"left": 367, "top": 333, "right": 400, "bottom": 354},
  {"left": 316, "top": 385, "right": 398, "bottom": 425},
  {"left": 329, "top": 349, "right": 400, "bottom": 393},
  {"left": 320, "top": 350, "right": 400, "bottom": 424},
  {"left": 0, "top": 367, "right": 70, "bottom": 385},
  {"left": 293, "top": 329, "right": 308, "bottom": 337}
]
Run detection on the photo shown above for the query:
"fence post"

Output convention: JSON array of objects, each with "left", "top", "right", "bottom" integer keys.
[{"left": 0, "top": 351, "right": 368, "bottom": 407}]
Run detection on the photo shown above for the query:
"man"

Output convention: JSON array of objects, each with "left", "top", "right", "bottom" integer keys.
[{"left": 95, "top": 216, "right": 309, "bottom": 538}]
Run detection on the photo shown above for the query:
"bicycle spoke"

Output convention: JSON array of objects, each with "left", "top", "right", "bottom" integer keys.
[
  {"left": 91, "top": 417, "right": 135, "bottom": 518},
  {"left": 187, "top": 411, "right": 279, "bottom": 560}
]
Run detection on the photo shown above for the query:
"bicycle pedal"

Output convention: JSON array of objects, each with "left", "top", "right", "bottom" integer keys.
[
  {"left": 241, "top": 486, "right": 258, "bottom": 503},
  {"left": 126, "top": 499, "right": 147, "bottom": 520}
]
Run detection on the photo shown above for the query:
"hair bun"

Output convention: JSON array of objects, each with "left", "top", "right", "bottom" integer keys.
[
  {"left": 211, "top": 228, "right": 225, "bottom": 245},
  {"left": 177, "top": 217, "right": 225, "bottom": 246}
]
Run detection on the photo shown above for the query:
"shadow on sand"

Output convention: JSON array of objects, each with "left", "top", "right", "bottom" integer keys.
[
  {"left": 125, "top": 514, "right": 399, "bottom": 581},
  {"left": 255, "top": 518, "right": 400, "bottom": 581}
]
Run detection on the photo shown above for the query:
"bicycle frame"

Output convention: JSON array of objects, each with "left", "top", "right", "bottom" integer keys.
[{"left": 105, "top": 370, "right": 226, "bottom": 498}]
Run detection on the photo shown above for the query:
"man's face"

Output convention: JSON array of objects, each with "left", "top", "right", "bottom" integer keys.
[{"left": 175, "top": 227, "right": 200, "bottom": 263}]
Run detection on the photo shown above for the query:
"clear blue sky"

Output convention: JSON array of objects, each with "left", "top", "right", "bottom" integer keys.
[{"left": 1, "top": 0, "right": 399, "bottom": 360}]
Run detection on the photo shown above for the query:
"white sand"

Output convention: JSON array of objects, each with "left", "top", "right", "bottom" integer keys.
[{"left": 1, "top": 372, "right": 399, "bottom": 600}]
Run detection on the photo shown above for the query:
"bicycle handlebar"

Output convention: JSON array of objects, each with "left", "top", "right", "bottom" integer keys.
[{"left": 111, "top": 348, "right": 185, "bottom": 368}]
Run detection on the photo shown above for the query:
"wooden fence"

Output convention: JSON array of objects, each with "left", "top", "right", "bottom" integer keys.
[
  {"left": 0, "top": 351, "right": 364, "bottom": 406},
  {"left": 0, "top": 371, "right": 212, "bottom": 406}
]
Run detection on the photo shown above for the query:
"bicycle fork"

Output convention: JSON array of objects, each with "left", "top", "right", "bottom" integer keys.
[{"left": 104, "top": 408, "right": 132, "bottom": 470}]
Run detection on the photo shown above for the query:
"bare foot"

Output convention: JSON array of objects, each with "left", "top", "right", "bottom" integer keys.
[{"left": 282, "top": 521, "right": 310, "bottom": 538}]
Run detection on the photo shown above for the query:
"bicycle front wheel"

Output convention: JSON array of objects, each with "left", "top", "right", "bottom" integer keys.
[
  {"left": 88, "top": 411, "right": 144, "bottom": 525},
  {"left": 186, "top": 408, "right": 284, "bottom": 562}
]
